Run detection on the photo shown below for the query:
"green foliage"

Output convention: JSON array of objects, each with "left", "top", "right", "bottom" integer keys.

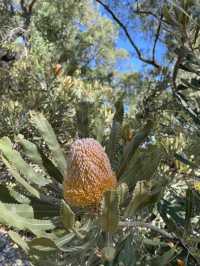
[
  {"left": 60, "top": 200, "right": 75, "bottom": 231},
  {"left": 100, "top": 189, "right": 120, "bottom": 233},
  {"left": 0, "top": 112, "right": 166, "bottom": 265},
  {"left": 124, "top": 178, "right": 166, "bottom": 218},
  {"left": 0, "top": 0, "right": 200, "bottom": 265},
  {"left": 30, "top": 111, "right": 67, "bottom": 176}
]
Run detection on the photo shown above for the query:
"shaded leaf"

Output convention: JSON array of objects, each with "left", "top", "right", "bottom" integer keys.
[
  {"left": 38, "top": 148, "right": 63, "bottom": 184},
  {"left": 100, "top": 189, "right": 120, "bottom": 233},
  {"left": 0, "top": 184, "right": 18, "bottom": 204},
  {"left": 102, "top": 246, "right": 116, "bottom": 262},
  {"left": 124, "top": 179, "right": 166, "bottom": 218},
  {"left": 8, "top": 187, "right": 31, "bottom": 204},
  {"left": 60, "top": 200, "right": 75, "bottom": 230},
  {"left": 106, "top": 98, "right": 124, "bottom": 169},
  {"left": 116, "top": 182, "right": 129, "bottom": 205},
  {"left": 0, "top": 137, "right": 50, "bottom": 187},
  {"left": 8, "top": 230, "right": 29, "bottom": 254},
  {"left": 2, "top": 157, "right": 40, "bottom": 199},
  {"left": 76, "top": 101, "right": 91, "bottom": 138},
  {"left": 30, "top": 111, "right": 67, "bottom": 176},
  {"left": 29, "top": 198, "right": 59, "bottom": 219},
  {"left": 159, "top": 203, "right": 183, "bottom": 238},
  {"left": 184, "top": 188, "right": 193, "bottom": 234},
  {"left": 0, "top": 202, "right": 55, "bottom": 236},
  {"left": 15, "top": 134, "right": 44, "bottom": 169},
  {"left": 55, "top": 232, "right": 75, "bottom": 249},
  {"left": 117, "top": 120, "right": 153, "bottom": 178},
  {"left": 143, "top": 238, "right": 169, "bottom": 247},
  {"left": 58, "top": 241, "right": 91, "bottom": 253},
  {"left": 114, "top": 233, "right": 137, "bottom": 266},
  {"left": 3, "top": 203, "right": 34, "bottom": 218},
  {"left": 150, "top": 247, "right": 178, "bottom": 266},
  {"left": 121, "top": 145, "right": 162, "bottom": 187},
  {"left": 28, "top": 237, "right": 57, "bottom": 252}
]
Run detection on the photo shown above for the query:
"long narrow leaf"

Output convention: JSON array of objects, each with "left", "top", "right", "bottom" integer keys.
[
  {"left": 117, "top": 120, "right": 153, "bottom": 178},
  {"left": 3, "top": 203, "right": 34, "bottom": 218},
  {"left": 0, "top": 184, "right": 18, "bottom": 203},
  {"left": 15, "top": 134, "right": 44, "bottom": 169},
  {"left": 106, "top": 98, "right": 124, "bottom": 169},
  {"left": 184, "top": 188, "right": 193, "bottom": 233},
  {"left": 30, "top": 111, "right": 67, "bottom": 176},
  {"left": 8, "top": 186, "right": 31, "bottom": 204},
  {"left": 124, "top": 179, "right": 165, "bottom": 218},
  {"left": 0, "top": 202, "right": 55, "bottom": 236},
  {"left": 0, "top": 137, "right": 50, "bottom": 187},
  {"left": 2, "top": 156, "right": 40, "bottom": 199},
  {"left": 8, "top": 230, "right": 29, "bottom": 254},
  {"left": 100, "top": 189, "right": 120, "bottom": 233}
]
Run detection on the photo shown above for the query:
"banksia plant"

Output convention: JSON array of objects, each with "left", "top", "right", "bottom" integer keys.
[
  {"left": 64, "top": 138, "right": 117, "bottom": 207},
  {"left": 0, "top": 110, "right": 186, "bottom": 265}
]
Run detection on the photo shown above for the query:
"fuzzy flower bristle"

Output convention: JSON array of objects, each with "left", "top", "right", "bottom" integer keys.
[{"left": 64, "top": 138, "right": 117, "bottom": 207}]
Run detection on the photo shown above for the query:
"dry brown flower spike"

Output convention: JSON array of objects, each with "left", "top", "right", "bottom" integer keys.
[{"left": 64, "top": 138, "right": 117, "bottom": 207}]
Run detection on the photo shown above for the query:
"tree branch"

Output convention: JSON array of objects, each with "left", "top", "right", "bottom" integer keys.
[
  {"left": 20, "top": 0, "right": 27, "bottom": 13},
  {"left": 152, "top": 14, "right": 163, "bottom": 63},
  {"left": 96, "top": 0, "right": 161, "bottom": 69},
  {"left": 28, "top": 0, "right": 37, "bottom": 13}
]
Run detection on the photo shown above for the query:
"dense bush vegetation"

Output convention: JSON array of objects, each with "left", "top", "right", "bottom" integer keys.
[{"left": 0, "top": 0, "right": 200, "bottom": 265}]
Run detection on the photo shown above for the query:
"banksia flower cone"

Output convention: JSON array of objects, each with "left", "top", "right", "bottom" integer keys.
[{"left": 64, "top": 138, "right": 117, "bottom": 207}]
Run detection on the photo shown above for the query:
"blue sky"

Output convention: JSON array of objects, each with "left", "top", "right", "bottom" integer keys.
[
  {"left": 98, "top": 2, "right": 167, "bottom": 73},
  {"left": 115, "top": 37, "right": 167, "bottom": 72}
]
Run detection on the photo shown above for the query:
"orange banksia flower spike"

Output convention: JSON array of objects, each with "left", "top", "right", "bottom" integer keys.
[{"left": 64, "top": 138, "right": 117, "bottom": 207}]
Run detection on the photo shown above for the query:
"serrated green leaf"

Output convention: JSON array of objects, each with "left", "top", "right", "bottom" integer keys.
[
  {"left": 118, "top": 120, "right": 153, "bottom": 178},
  {"left": 106, "top": 98, "right": 124, "bottom": 169},
  {"left": 124, "top": 179, "right": 165, "bottom": 218},
  {"left": 100, "top": 189, "right": 120, "bottom": 233},
  {"left": 116, "top": 182, "right": 129, "bottom": 205},
  {"left": 15, "top": 134, "right": 44, "bottom": 169},
  {"left": 8, "top": 186, "right": 31, "bottom": 204},
  {"left": 55, "top": 232, "right": 75, "bottom": 248},
  {"left": 0, "top": 201, "right": 55, "bottom": 235},
  {"left": 60, "top": 200, "right": 75, "bottom": 230},
  {"left": 8, "top": 230, "right": 29, "bottom": 254},
  {"left": 0, "top": 137, "right": 50, "bottom": 187},
  {"left": 2, "top": 157, "right": 40, "bottom": 199},
  {"left": 30, "top": 111, "right": 67, "bottom": 176},
  {"left": 58, "top": 241, "right": 91, "bottom": 253},
  {"left": 121, "top": 145, "right": 162, "bottom": 187},
  {"left": 38, "top": 148, "right": 63, "bottom": 184},
  {"left": 3, "top": 203, "right": 34, "bottom": 218},
  {"left": 28, "top": 237, "right": 57, "bottom": 252}
]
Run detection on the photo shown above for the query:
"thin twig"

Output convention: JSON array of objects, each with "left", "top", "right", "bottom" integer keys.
[
  {"left": 152, "top": 14, "right": 163, "bottom": 63},
  {"left": 96, "top": 0, "right": 160, "bottom": 69},
  {"left": 20, "top": 0, "right": 27, "bottom": 13},
  {"left": 28, "top": 0, "right": 37, "bottom": 13}
]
